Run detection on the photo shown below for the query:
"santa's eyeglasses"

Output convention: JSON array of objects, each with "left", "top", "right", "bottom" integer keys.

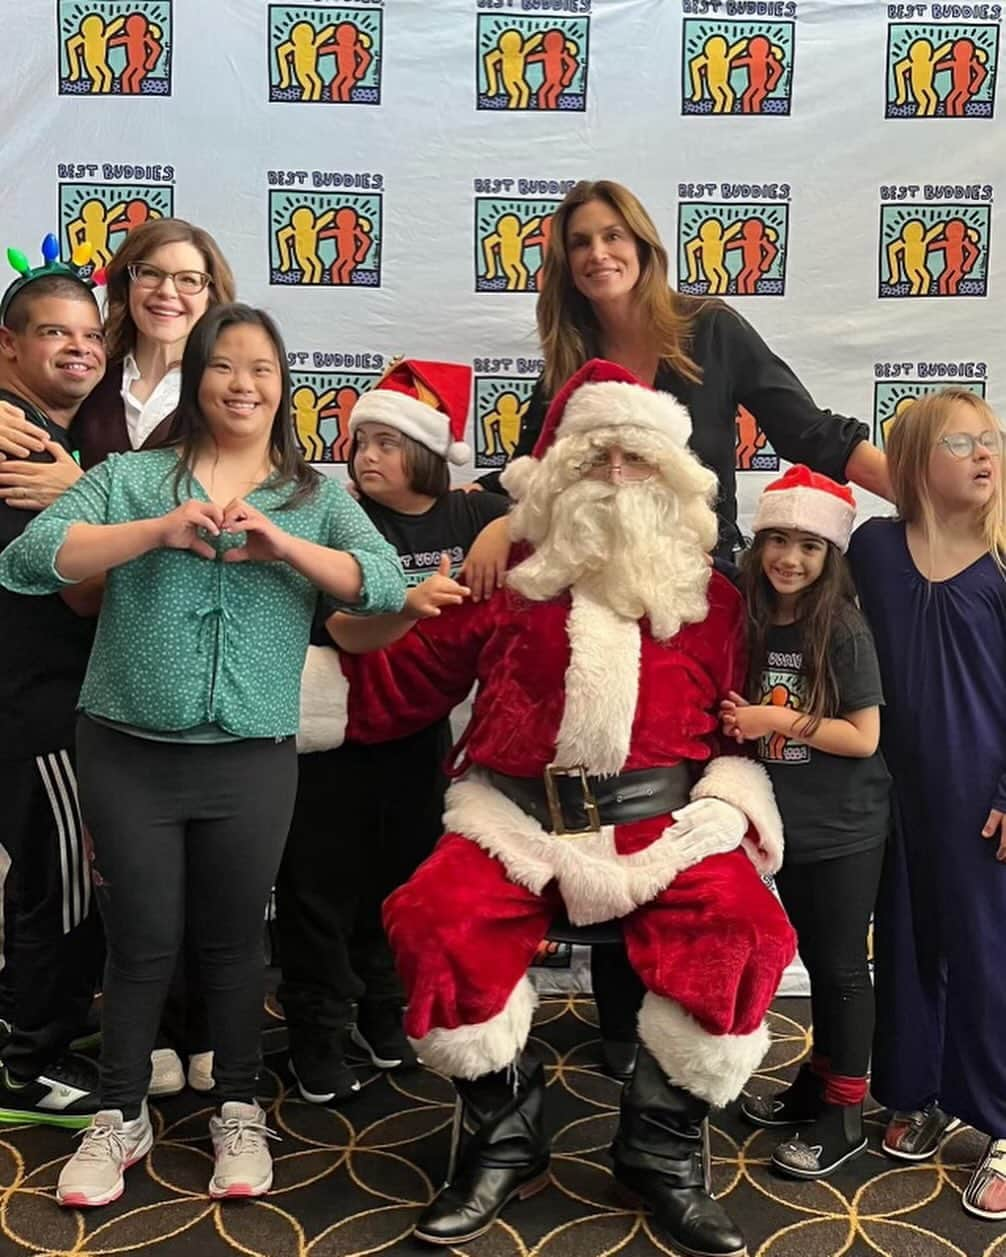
[{"left": 574, "top": 450, "right": 657, "bottom": 481}]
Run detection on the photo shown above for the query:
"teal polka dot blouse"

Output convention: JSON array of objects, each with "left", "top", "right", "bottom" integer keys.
[{"left": 0, "top": 450, "right": 407, "bottom": 739}]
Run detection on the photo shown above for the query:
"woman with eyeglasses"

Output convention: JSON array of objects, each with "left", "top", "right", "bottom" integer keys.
[
  {"left": 0, "top": 219, "right": 236, "bottom": 1100},
  {"left": 847, "top": 389, "right": 1006, "bottom": 1221},
  {"left": 0, "top": 218, "right": 236, "bottom": 481},
  {"left": 71, "top": 219, "right": 237, "bottom": 470}
]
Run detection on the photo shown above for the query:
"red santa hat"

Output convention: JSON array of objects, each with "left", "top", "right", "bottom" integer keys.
[
  {"left": 501, "top": 359, "right": 692, "bottom": 498},
  {"left": 349, "top": 358, "right": 472, "bottom": 465},
  {"left": 752, "top": 464, "right": 856, "bottom": 552},
  {"left": 532, "top": 359, "right": 691, "bottom": 456}
]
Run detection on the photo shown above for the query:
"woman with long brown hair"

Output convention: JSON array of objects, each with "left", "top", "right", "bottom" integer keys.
[{"left": 473, "top": 178, "right": 890, "bottom": 560}]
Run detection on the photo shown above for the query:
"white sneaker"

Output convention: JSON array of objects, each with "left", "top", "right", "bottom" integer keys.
[
  {"left": 148, "top": 1049, "right": 185, "bottom": 1097},
  {"left": 208, "top": 1101, "right": 278, "bottom": 1199},
  {"left": 56, "top": 1103, "right": 153, "bottom": 1208},
  {"left": 187, "top": 1052, "right": 215, "bottom": 1093}
]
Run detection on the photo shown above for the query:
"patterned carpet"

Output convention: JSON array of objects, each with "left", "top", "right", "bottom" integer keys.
[{"left": 0, "top": 996, "right": 1000, "bottom": 1257}]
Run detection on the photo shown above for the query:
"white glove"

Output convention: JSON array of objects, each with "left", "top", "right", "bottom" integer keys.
[{"left": 669, "top": 797, "right": 747, "bottom": 862}]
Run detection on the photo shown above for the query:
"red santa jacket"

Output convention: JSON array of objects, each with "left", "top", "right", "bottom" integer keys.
[{"left": 300, "top": 571, "right": 783, "bottom": 925}]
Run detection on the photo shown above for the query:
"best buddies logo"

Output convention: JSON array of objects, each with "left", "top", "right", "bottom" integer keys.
[
  {"left": 268, "top": 4, "right": 382, "bottom": 104},
  {"left": 58, "top": 1, "right": 172, "bottom": 95}
]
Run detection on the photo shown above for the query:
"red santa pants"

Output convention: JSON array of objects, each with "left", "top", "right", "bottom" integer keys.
[{"left": 383, "top": 833, "right": 795, "bottom": 1106}]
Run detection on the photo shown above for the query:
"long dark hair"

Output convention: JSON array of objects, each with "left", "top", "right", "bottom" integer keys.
[
  {"left": 160, "top": 303, "right": 318, "bottom": 508},
  {"left": 739, "top": 531, "right": 857, "bottom": 736}
]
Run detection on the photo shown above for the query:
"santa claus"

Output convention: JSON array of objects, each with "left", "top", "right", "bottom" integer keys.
[{"left": 300, "top": 359, "right": 796, "bottom": 1257}]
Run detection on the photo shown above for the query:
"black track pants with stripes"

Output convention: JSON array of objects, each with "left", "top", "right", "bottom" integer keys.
[{"left": 0, "top": 749, "right": 103, "bottom": 1078}]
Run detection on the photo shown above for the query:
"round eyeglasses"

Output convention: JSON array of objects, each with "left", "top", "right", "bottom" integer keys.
[
  {"left": 127, "top": 262, "right": 211, "bottom": 295},
  {"left": 937, "top": 430, "right": 1004, "bottom": 460}
]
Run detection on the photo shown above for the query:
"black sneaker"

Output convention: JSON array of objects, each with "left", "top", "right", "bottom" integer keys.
[
  {"left": 288, "top": 1025, "right": 360, "bottom": 1104},
  {"left": 350, "top": 1001, "right": 420, "bottom": 1070},
  {"left": 0, "top": 1052, "right": 102, "bottom": 1129},
  {"left": 883, "top": 1102, "right": 960, "bottom": 1161},
  {"left": 741, "top": 1063, "right": 823, "bottom": 1128}
]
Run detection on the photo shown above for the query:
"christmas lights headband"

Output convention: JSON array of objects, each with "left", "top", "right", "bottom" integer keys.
[{"left": 0, "top": 233, "right": 107, "bottom": 326}]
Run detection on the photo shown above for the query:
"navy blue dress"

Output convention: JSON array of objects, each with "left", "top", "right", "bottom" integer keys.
[{"left": 848, "top": 518, "right": 1006, "bottom": 1134}]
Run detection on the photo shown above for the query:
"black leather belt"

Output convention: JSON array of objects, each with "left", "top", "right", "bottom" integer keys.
[{"left": 487, "top": 763, "right": 692, "bottom": 837}]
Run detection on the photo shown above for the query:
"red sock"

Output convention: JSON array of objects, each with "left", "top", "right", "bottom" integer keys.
[
  {"left": 824, "top": 1073, "right": 868, "bottom": 1106},
  {"left": 810, "top": 1053, "right": 831, "bottom": 1079}
]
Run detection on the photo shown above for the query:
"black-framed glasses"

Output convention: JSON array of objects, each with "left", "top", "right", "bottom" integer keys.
[
  {"left": 937, "top": 430, "right": 1003, "bottom": 460},
  {"left": 127, "top": 262, "right": 211, "bottom": 295}
]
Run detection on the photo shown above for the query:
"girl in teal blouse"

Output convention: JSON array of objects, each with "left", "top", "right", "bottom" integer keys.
[{"left": 0, "top": 304, "right": 406, "bottom": 1209}]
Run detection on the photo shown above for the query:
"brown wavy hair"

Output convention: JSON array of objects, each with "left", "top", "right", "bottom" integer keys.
[
  {"left": 103, "top": 218, "right": 236, "bottom": 361},
  {"left": 740, "top": 531, "right": 858, "bottom": 737},
  {"left": 537, "top": 180, "right": 710, "bottom": 397},
  {"left": 886, "top": 387, "right": 1006, "bottom": 572}
]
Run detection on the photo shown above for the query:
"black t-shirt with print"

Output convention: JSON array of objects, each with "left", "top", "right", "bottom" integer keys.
[
  {"left": 755, "top": 607, "right": 890, "bottom": 863},
  {"left": 0, "top": 390, "right": 96, "bottom": 761},
  {"left": 312, "top": 487, "right": 510, "bottom": 644},
  {"left": 359, "top": 488, "right": 510, "bottom": 587}
]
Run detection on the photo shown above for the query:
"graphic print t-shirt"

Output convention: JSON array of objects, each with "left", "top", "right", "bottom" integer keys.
[
  {"left": 360, "top": 488, "right": 509, "bottom": 586},
  {"left": 755, "top": 610, "right": 890, "bottom": 863}
]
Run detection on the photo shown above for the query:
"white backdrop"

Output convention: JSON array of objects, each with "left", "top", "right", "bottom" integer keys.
[
  {"left": 2, "top": 0, "right": 1003, "bottom": 538},
  {"left": 2, "top": 0, "right": 1002, "bottom": 992}
]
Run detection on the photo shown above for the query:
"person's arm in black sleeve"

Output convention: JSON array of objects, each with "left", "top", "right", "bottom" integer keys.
[
  {"left": 473, "top": 376, "right": 548, "bottom": 494},
  {"left": 725, "top": 309, "right": 892, "bottom": 499}
]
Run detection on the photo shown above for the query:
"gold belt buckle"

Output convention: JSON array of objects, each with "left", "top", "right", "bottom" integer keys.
[{"left": 543, "top": 764, "right": 601, "bottom": 837}]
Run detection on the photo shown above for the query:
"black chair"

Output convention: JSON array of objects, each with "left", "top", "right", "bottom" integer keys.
[{"left": 546, "top": 915, "right": 643, "bottom": 1081}]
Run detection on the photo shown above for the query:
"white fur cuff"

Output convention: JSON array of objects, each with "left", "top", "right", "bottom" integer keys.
[
  {"left": 297, "top": 645, "right": 349, "bottom": 754},
  {"left": 638, "top": 993, "right": 770, "bottom": 1108},
  {"left": 409, "top": 976, "right": 537, "bottom": 1079},
  {"left": 691, "top": 755, "right": 784, "bottom": 875}
]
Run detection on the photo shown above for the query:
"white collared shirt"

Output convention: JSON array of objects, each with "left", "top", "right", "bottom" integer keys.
[{"left": 121, "top": 353, "right": 181, "bottom": 449}]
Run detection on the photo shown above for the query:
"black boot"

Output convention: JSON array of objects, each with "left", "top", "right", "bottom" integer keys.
[
  {"left": 413, "top": 1055, "right": 550, "bottom": 1245},
  {"left": 612, "top": 1047, "right": 747, "bottom": 1257},
  {"left": 740, "top": 1063, "right": 824, "bottom": 1128},
  {"left": 771, "top": 1100, "right": 867, "bottom": 1179}
]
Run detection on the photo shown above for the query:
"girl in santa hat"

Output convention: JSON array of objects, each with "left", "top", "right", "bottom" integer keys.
[
  {"left": 722, "top": 465, "right": 890, "bottom": 1178},
  {"left": 848, "top": 389, "right": 1006, "bottom": 1221},
  {"left": 274, "top": 359, "right": 509, "bottom": 1105}
]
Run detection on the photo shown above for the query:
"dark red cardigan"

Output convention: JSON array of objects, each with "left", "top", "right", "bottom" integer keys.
[{"left": 69, "top": 360, "right": 175, "bottom": 470}]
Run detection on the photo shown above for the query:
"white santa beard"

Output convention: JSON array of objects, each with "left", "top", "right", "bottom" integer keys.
[{"left": 508, "top": 477, "right": 712, "bottom": 640}]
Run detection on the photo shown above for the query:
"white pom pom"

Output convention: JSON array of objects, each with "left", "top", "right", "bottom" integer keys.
[
  {"left": 447, "top": 440, "right": 472, "bottom": 466},
  {"left": 499, "top": 456, "right": 539, "bottom": 502}
]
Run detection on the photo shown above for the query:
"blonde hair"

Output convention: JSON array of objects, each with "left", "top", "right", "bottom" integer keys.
[
  {"left": 537, "top": 180, "right": 711, "bottom": 398},
  {"left": 887, "top": 387, "right": 1006, "bottom": 567},
  {"left": 103, "top": 218, "right": 236, "bottom": 361}
]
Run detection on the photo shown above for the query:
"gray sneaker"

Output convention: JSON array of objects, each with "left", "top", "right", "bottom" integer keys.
[
  {"left": 56, "top": 1104, "right": 154, "bottom": 1207},
  {"left": 208, "top": 1101, "right": 278, "bottom": 1199}
]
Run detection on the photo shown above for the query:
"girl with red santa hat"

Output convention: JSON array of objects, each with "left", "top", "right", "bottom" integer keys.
[{"left": 724, "top": 467, "right": 889, "bottom": 1178}]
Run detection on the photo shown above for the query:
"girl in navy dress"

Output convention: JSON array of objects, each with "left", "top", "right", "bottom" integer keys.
[{"left": 848, "top": 387, "right": 1006, "bottom": 1220}]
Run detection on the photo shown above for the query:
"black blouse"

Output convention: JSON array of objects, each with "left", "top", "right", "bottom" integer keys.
[{"left": 477, "top": 304, "right": 869, "bottom": 555}]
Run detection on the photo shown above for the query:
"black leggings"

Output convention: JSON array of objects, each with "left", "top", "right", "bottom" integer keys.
[
  {"left": 77, "top": 717, "right": 297, "bottom": 1116},
  {"left": 774, "top": 844, "right": 885, "bottom": 1080}
]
